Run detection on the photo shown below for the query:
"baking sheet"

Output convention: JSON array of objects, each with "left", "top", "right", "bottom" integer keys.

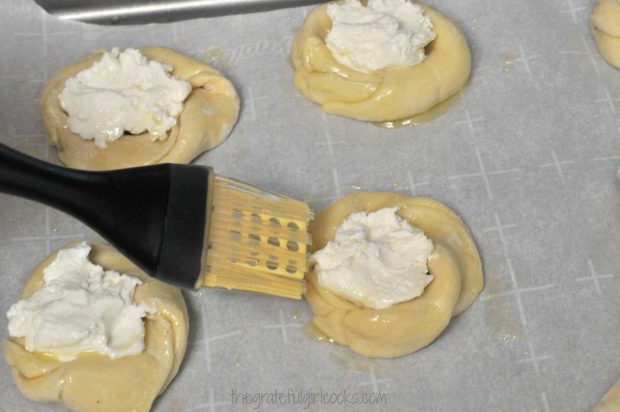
[{"left": 1, "top": 0, "right": 619, "bottom": 411}]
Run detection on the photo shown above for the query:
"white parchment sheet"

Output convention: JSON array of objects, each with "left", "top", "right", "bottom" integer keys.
[{"left": 0, "top": 0, "right": 619, "bottom": 411}]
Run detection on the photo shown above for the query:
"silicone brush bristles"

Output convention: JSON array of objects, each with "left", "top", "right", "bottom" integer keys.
[{"left": 202, "top": 174, "right": 313, "bottom": 299}]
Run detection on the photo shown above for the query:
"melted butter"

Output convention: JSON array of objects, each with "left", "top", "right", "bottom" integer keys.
[
  {"left": 289, "top": 305, "right": 304, "bottom": 320},
  {"left": 330, "top": 349, "right": 381, "bottom": 374},
  {"left": 366, "top": 312, "right": 393, "bottom": 324},
  {"left": 304, "top": 322, "right": 335, "bottom": 343},
  {"left": 501, "top": 49, "right": 515, "bottom": 73},
  {"left": 482, "top": 293, "right": 522, "bottom": 341},
  {"left": 348, "top": 184, "right": 375, "bottom": 192},
  {"left": 202, "top": 47, "right": 233, "bottom": 71},
  {"left": 373, "top": 88, "right": 464, "bottom": 129},
  {"left": 481, "top": 274, "right": 522, "bottom": 340}
]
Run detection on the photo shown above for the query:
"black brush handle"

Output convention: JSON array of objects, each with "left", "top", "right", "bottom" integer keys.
[{"left": 0, "top": 143, "right": 209, "bottom": 289}]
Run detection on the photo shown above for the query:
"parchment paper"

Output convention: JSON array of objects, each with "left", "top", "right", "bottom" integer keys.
[{"left": 0, "top": 0, "right": 619, "bottom": 411}]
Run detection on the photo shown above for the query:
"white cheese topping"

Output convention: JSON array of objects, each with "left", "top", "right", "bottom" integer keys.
[
  {"left": 311, "top": 207, "right": 434, "bottom": 310},
  {"left": 59, "top": 48, "right": 192, "bottom": 148},
  {"left": 6, "top": 243, "right": 153, "bottom": 361},
  {"left": 325, "top": 0, "right": 436, "bottom": 73}
]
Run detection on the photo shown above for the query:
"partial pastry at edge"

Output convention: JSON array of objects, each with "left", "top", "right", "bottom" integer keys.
[
  {"left": 41, "top": 47, "right": 240, "bottom": 170},
  {"left": 593, "top": 379, "right": 620, "bottom": 412},
  {"left": 591, "top": 0, "right": 620, "bottom": 69},
  {"left": 291, "top": 1, "right": 471, "bottom": 122},
  {"left": 4, "top": 241, "right": 189, "bottom": 412},
  {"left": 305, "top": 192, "right": 483, "bottom": 358}
]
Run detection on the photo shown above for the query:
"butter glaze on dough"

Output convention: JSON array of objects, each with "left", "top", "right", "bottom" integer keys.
[
  {"left": 305, "top": 192, "right": 483, "bottom": 358},
  {"left": 41, "top": 47, "right": 240, "bottom": 170},
  {"left": 291, "top": 4, "right": 471, "bottom": 122},
  {"left": 591, "top": 0, "right": 620, "bottom": 69},
  {"left": 4, "top": 241, "right": 189, "bottom": 412}
]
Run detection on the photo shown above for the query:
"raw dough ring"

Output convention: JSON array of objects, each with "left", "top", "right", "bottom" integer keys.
[
  {"left": 291, "top": 3, "right": 471, "bottom": 122},
  {"left": 41, "top": 47, "right": 240, "bottom": 170},
  {"left": 306, "top": 192, "right": 483, "bottom": 358},
  {"left": 591, "top": 0, "right": 620, "bottom": 69},
  {"left": 3, "top": 241, "right": 189, "bottom": 412}
]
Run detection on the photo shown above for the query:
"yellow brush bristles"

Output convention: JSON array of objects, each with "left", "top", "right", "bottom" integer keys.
[{"left": 201, "top": 175, "right": 313, "bottom": 299}]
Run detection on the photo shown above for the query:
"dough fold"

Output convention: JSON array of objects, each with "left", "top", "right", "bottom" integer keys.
[
  {"left": 41, "top": 47, "right": 240, "bottom": 170},
  {"left": 291, "top": 4, "right": 471, "bottom": 122},
  {"left": 591, "top": 0, "right": 620, "bottom": 69},
  {"left": 306, "top": 192, "right": 483, "bottom": 358},
  {"left": 4, "top": 241, "right": 189, "bottom": 412}
]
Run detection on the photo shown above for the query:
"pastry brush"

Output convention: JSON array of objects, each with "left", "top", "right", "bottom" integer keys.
[
  {"left": 35, "top": 0, "right": 325, "bottom": 24},
  {"left": 0, "top": 143, "right": 312, "bottom": 299}
]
